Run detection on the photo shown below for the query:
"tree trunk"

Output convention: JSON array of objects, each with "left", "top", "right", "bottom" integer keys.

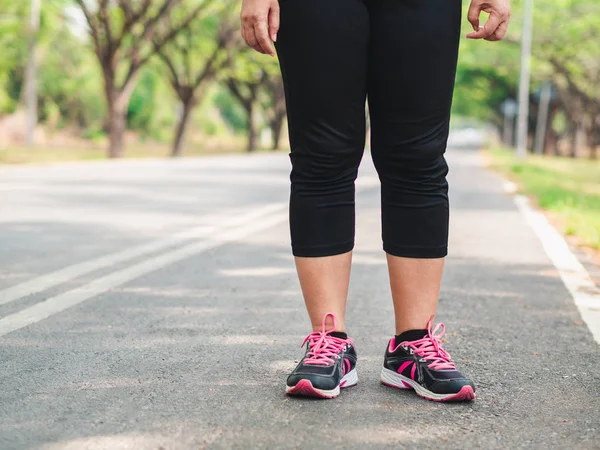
[
  {"left": 172, "top": 98, "right": 195, "bottom": 158},
  {"left": 103, "top": 72, "right": 137, "bottom": 158},
  {"left": 270, "top": 78, "right": 286, "bottom": 151},
  {"left": 247, "top": 102, "right": 257, "bottom": 152},
  {"left": 108, "top": 103, "right": 127, "bottom": 159},
  {"left": 588, "top": 108, "right": 599, "bottom": 160},
  {"left": 589, "top": 122, "right": 598, "bottom": 160},
  {"left": 552, "top": 134, "right": 560, "bottom": 156},
  {"left": 569, "top": 134, "right": 577, "bottom": 158},
  {"left": 569, "top": 122, "right": 578, "bottom": 158},
  {"left": 543, "top": 106, "right": 556, "bottom": 155},
  {"left": 270, "top": 112, "right": 285, "bottom": 151}
]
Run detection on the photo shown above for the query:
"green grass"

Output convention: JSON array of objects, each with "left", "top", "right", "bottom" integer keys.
[{"left": 488, "top": 147, "right": 600, "bottom": 250}]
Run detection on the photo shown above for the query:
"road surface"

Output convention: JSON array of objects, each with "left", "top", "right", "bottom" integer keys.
[{"left": 0, "top": 146, "right": 599, "bottom": 449}]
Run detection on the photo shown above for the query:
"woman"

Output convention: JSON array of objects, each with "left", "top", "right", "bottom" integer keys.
[{"left": 240, "top": 0, "right": 510, "bottom": 401}]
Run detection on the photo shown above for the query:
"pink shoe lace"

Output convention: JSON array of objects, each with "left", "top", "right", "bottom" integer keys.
[
  {"left": 397, "top": 317, "right": 456, "bottom": 371},
  {"left": 301, "top": 313, "right": 352, "bottom": 366}
]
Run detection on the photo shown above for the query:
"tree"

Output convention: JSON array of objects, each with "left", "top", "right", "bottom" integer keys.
[
  {"left": 38, "top": 6, "right": 105, "bottom": 131},
  {"left": 453, "top": 31, "right": 520, "bottom": 128},
  {"left": 225, "top": 48, "right": 282, "bottom": 152},
  {"left": 226, "top": 58, "right": 263, "bottom": 152},
  {"left": 525, "top": 0, "right": 600, "bottom": 158},
  {"left": 157, "top": 8, "right": 236, "bottom": 157},
  {"left": 453, "top": 0, "right": 600, "bottom": 159},
  {"left": 0, "top": 2, "right": 29, "bottom": 114},
  {"left": 261, "top": 72, "right": 286, "bottom": 151},
  {"left": 75, "top": 0, "right": 211, "bottom": 158},
  {"left": 0, "top": 0, "right": 105, "bottom": 135}
]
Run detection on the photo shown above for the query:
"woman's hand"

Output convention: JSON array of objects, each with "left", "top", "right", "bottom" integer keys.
[
  {"left": 466, "top": 0, "right": 511, "bottom": 41},
  {"left": 240, "top": 0, "right": 280, "bottom": 56}
]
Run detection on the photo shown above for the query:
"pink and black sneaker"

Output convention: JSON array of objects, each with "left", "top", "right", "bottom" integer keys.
[
  {"left": 286, "top": 313, "right": 358, "bottom": 399},
  {"left": 380, "top": 317, "right": 475, "bottom": 402}
]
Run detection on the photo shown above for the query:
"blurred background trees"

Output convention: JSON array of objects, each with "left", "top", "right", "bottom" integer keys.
[
  {"left": 156, "top": 7, "right": 238, "bottom": 156},
  {"left": 0, "top": 0, "right": 598, "bottom": 160},
  {"left": 455, "top": 0, "right": 600, "bottom": 159}
]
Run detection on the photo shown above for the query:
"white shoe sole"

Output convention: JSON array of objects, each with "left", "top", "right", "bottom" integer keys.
[
  {"left": 380, "top": 367, "right": 475, "bottom": 402},
  {"left": 286, "top": 368, "right": 358, "bottom": 399}
]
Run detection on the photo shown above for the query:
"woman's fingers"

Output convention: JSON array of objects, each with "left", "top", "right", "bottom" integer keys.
[
  {"left": 244, "top": 24, "right": 265, "bottom": 54},
  {"left": 254, "top": 20, "right": 276, "bottom": 56},
  {"left": 486, "top": 19, "right": 509, "bottom": 41},
  {"left": 467, "top": 11, "right": 501, "bottom": 39},
  {"left": 466, "top": 14, "right": 510, "bottom": 40},
  {"left": 467, "top": 2, "right": 482, "bottom": 31},
  {"left": 242, "top": 16, "right": 266, "bottom": 54},
  {"left": 268, "top": 2, "right": 280, "bottom": 43},
  {"left": 240, "top": 1, "right": 277, "bottom": 56},
  {"left": 466, "top": 0, "right": 511, "bottom": 41},
  {"left": 466, "top": 25, "right": 486, "bottom": 40}
]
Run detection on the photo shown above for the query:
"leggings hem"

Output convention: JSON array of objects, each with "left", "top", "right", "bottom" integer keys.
[
  {"left": 292, "top": 240, "right": 355, "bottom": 258},
  {"left": 383, "top": 243, "right": 447, "bottom": 259}
]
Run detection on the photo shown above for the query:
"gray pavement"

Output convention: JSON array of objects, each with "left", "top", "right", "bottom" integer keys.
[{"left": 0, "top": 147, "right": 599, "bottom": 449}]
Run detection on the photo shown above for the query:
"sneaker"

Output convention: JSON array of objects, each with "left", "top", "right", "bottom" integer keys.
[
  {"left": 286, "top": 313, "right": 357, "bottom": 399},
  {"left": 380, "top": 317, "right": 476, "bottom": 402}
]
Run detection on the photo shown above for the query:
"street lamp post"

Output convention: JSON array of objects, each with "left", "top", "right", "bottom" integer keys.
[
  {"left": 501, "top": 98, "right": 518, "bottom": 147},
  {"left": 516, "top": 0, "right": 534, "bottom": 159}
]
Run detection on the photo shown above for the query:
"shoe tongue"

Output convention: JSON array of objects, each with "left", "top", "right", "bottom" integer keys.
[
  {"left": 396, "top": 329, "right": 428, "bottom": 343},
  {"left": 329, "top": 331, "right": 348, "bottom": 340}
]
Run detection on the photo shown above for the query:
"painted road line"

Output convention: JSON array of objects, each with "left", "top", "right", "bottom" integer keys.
[
  {"left": 514, "top": 195, "right": 600, "bottom": 344},
  {"left": 0, "top": 203, "right": 284, "bottom": 308},
  {"left": 0, "top": 208, "right": 287, "bottom": 338}
]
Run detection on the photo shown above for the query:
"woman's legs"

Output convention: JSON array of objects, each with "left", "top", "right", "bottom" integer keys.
[
  {"left": 370, "top": 1, "right": 475, "bottom": 401},
  {"left": 295, "top": 254, "right": 352, "bottom": 332},
  {"left": 278, "top": 0, "right": 474, "bottom": 401},
  {"left": 367, "top": 0, "right": 462, "bottom": 333},
  {"left": 277, "top": 0, "right": 368, "bottom": 398},
  {"left": 276, "top": 0, "right": 369, "bottom": 332},
  {"left": 387, "top": 256, "right": 445, "bottom": 335}
]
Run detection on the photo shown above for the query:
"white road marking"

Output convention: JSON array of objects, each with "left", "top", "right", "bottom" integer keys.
[
  {"left": 0, "top": 206, "right": 287, "bottom": 338},
  {"left": 0, "top": 204, "right": 284, "bottom": 308},
  {"left": 0, "top": 166, "right": 376, "bottom": 337},
  {"left": 356, "top": 175, "right": 380, "bottom": 189},
  {"left": 514, "top": 195, "right": 600, "bottom": 344}
]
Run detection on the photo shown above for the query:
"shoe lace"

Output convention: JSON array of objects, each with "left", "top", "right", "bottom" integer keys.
[
  {"left": 301, "top": 313, "right": 352, "bottom": 366},
  {"left": 400, "top": 317, "right": 456, "bottom": 371}
]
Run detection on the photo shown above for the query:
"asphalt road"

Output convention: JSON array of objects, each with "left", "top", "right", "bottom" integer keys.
[{"left": 0, "top": 146, "right": 599, "bottom": 450}]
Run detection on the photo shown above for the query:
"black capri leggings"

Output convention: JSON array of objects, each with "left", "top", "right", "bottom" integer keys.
[{"left": 275, "top": 0, "right": 462, "bottom": 258}]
